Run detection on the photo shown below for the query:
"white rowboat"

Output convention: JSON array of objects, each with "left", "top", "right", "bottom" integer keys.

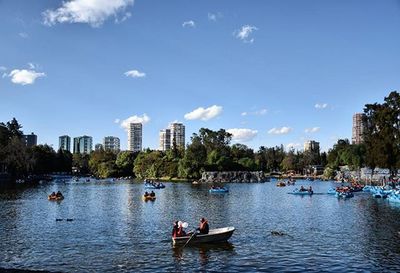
[{"left": 172, "top": 227, "right": 235, "bottom": 246}]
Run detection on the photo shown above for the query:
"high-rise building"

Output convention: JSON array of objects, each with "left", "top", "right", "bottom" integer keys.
[
  {"left": 352, "top": 113, "right": 367, "bottom": 144},
  {"left": 304, "top": 140, "right": 320, "bottom": 153},
  {"left": 128, "top": 123, "right": 142, "bottom": 152},
  {"left": 59, "top": 135, "right": 71, "bottom": 152},
  {"left": 169, "top": 122, "right": 185, "bottom": 149},
  {"left": 103, "top": 136, "right": 120, "bottom": 152},
  {"left": 159, "top": 123, "right": 186, "bottom": 151},
  {"left": 159, "top": 129, "right": 171, "bottom": 151},
  {"left": 23, "top": 133, "right": 37, "bottom": 147},
  {"left": 73, "top": 135, "right": 93, "bottom": 154}
]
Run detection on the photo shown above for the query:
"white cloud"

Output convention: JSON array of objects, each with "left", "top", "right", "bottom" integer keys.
[
  {"left": 42, "top": 0, "right": 134, "bottom": 27},
  {"left": 305, "top": 127, "right": 320, "bottom": 133},
  {"left": 8, "top": 69, "right": 46, "bottom": 85},
  {"left": 119, "top": 114, "right": 150, "bottom": 130},
  {"left": 115, "top": 11, "right": 131, "bottom": 23},
  {"left": 208, "top": 12, "right": 222, "bottom": 22},
  {"left": 184, "top": 105, "right": 222, "bottom": 121},
  {"left": 18, "top": 32, "right": 28, "bottom": 38},
  {"left": 227, "top": 128, "right": 258, "bottom": 142},
  {"left": 268, "top": 127, "right": 292, "bottom": 135},
  {"left": 124, "top": 69, "right": 146, "bottom": 78},
  {"left": 234, "top": 25, "right": 258, "bottom": 43},
  {"left": 242, "top": 108, "right": 267, "bottom": 116},
  {"left": 114, "top": 118, "right": 120, "bottom": 124},
  {"left": 28, "top": 63, "right": 35, "bottom": 69},
  {"left": 286, "top": 143, "right": 302, "bottom": 150},
  {"left": 182, "top": 20, "right": 195, "bottom": 28},
  {"left": 315, "top": 103, "right": 328, "bottom": 109}
]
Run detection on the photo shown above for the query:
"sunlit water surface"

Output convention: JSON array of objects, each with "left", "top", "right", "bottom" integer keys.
[{"left": 1, "top": 179, "right": 400, "bottom": 272}]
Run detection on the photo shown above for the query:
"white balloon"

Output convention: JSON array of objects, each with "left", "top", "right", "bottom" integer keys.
[{"left": 182, "top": 222, "right": 189, "bottom": 228}]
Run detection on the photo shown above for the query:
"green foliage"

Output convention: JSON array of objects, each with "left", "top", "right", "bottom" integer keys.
[
  {"left": 115, "top": 151, "right": 137, "bottom": 176},
  {"left": 364, "top": 91, "right": 400, "bottom": 175},
  {"left": 133, "top": 150, "right": 164, "bottom": 179},
  {"left": 89, "top": 150, "right": 117, "bottom": 178}
]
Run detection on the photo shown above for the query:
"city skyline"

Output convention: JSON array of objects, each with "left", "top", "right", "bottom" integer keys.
[{"left": 1, "top": 1, "right": 399, "bottom": 151}]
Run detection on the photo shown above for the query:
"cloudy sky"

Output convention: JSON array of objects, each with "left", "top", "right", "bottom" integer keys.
[{"left": 1, "top": 0, "right": 399, "bottom": 151}]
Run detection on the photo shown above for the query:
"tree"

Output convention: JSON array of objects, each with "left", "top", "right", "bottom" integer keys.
[
  {"left": 89, "top": 150, "right": 117, "bottom": 178},
  {"left": 364, "top": 91, "right": 400, "bottom": 176},
  {"left": 115, "top": 151, "right": 137, "bottom": 177}
]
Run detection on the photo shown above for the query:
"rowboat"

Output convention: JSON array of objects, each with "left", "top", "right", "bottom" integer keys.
[
  {"left": 209, "top": 187, "right": 229, "bottom": 193},
  {"left": 172, "top": 227, "right": 235, "bottom": 246},
  {"left": 48, "top": 196, "right": 64, "bottom": 201},
  {"left": 288, "top": 189, "right": 313, "bottom": 195},
  {"left": 142, "top": 195, "right": 156, "bottom": 201},
  {"left": 144, "top": 183, "right": 165, "bottom": 189}
]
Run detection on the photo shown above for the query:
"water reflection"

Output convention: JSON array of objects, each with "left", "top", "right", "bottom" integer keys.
[
  {"left": 172, "top": 242, "right": 235, "bottom": 270},
  {"left": 2, "top": 180, "right": 400, "bottom": 272}
]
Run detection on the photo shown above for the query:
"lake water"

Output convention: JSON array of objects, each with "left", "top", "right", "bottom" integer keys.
[{"left": 1, "top": 179, "right": 400, "bottom": 272}]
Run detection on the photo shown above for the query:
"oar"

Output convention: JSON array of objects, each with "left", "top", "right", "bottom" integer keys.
[{"left": 182, "top": 230, "right": 197, "bottom": 248}]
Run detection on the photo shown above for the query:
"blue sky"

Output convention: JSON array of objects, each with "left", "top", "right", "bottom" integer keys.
[{"left": 1, "top": 0, "right": 399, "bottom": 152}]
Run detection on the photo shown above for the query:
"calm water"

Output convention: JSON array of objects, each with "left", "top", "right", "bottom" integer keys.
[{"left": 1, "top": 179, "right": 400, "bottom": 272}]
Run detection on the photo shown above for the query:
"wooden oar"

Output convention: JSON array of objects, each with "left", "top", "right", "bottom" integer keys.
[{"left": 182, "top": 230, "right": 197, "bottom": 248}]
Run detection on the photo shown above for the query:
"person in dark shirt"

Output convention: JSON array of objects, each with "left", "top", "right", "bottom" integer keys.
[
  {"left": 197, "top": 218, "right": 209, "bottom": 234},
  {"left": 172, "top": 221, "right": 179, "bottom": 238}
]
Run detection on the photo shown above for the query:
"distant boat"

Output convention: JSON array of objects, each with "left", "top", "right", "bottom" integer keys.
[
  {"left": 209, "top": 187, "right": 229, "bottom": 193},
  {"left": 172, "top": 227, "right": 235, "bottom": 246}
]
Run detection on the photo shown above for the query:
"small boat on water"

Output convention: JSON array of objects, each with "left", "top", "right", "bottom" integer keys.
[
  {"left": 172, "top": 227, "right": 235, "bottom": 246},
  {"left": 276, "top": 181, "right": 286, "bottom": 187},
  {"left": 142, "top": 195, "right": 156, "bottom": 201},
  {"left": 144, "top": 183, "right": 165, "bottom": 189},
  {"left": 288, "top": 189, "right": 313, "bottom": 195},
  {"left": 48, "top": 195, "right": 64, "bottom": 201},
  {"left": 209, "top": 187, "right": 229, "bottom": 193},
  {"left": 336, "top": 191, "right": 354, "bottom": 199}
]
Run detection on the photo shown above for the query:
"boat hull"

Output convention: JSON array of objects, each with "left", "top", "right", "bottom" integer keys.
[{"left": 172, "top": 227, "right": 235, "bottom": 246}]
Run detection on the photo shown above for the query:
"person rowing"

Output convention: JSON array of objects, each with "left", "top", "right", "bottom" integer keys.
[
  {"left": 197, "top": 218, "right": 209, "bottom": 234},
  {"left": 150, "top": 191, "right": 155, "bottom": 197}
]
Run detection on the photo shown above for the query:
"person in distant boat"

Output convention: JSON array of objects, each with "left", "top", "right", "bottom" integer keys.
[
  {"left": 50, "top": 192, "right": 56, "bottom": 198},
  {"left": 56, "top": 191, "right": 63, "bottom": 198},
  {"left": 300, "top": 186, "right": 306, "bottom": 192},
  {"left": 150, "top": 191, "right": 155, "bottom": 197},
  {"left": 197, "top": 218, "right": 209, "bottom": 234},
  {"left": 308, "top": 186, "right": 313, "bottom": 193},
  {"left": 144, "top": 191, "right": 149, "bottom": 197}
]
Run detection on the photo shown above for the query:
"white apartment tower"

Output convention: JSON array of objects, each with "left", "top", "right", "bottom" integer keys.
[
  {"left": 170, "top": 122, "right": 185, "bottom": 149},
  {"left": 159, "top": 123, "right": 185, "bottom": 151},
  {"left": 159, "top": 129, "right": 171, "bottom": 151},
  {"left": 103, "top": 136, "right": 120, "bottom": 152},
  {"left": 304, "top": 140, "right": 320, "bottom": 153},
  {"left": 128, "top": 123, "right": 142, "bottom": 152}
]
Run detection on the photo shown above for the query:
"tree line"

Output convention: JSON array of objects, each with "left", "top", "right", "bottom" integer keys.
[
  {"left": 1, "top": 90, "right": 399, "bottom": 181},
  {"left": 0, "top": 118, "right": 72, "bottom": 179}
]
